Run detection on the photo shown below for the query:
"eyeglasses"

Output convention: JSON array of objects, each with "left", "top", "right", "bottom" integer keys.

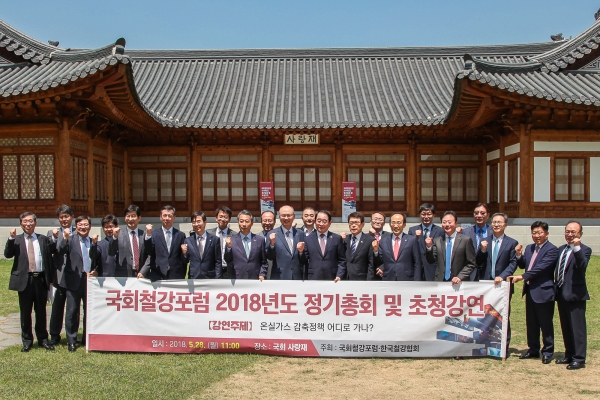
[
  {"left": 531, "top": 231, "right": 546, "bottom": 236},
  {"left": 491, "top": 221, "right": 505, "bottom": 226},
  {"left": 564, "top": 230, "right": 580, "bottom": 235}
]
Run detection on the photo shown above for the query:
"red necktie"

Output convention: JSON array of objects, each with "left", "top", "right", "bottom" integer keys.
[
  {"left": 393, "top": 236, "right": 400, "bottom": 260},
  {"left": 131, "top": 231, "right": 139, "bottom": 270}
]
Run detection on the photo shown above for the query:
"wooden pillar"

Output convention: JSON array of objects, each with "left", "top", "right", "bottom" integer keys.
[
  {"left": 56, "top": 122, "right": 71, "bottom": 207},
  {"left": 107, "top": 139, "right": 114, "bottom": 214},
  {"left": 124, "top": 148, "right": 131, "bottom": 206},
  {"left": 87, "top": 134, "right": 95, "bottom": 216},
  {"left": 332, "top": 141, "right": 343, "bottom": 217},
  {"left": 190, "top": 142, "right": 199, "bottom": 212},
  {"left": 498, "top": 134, "right": 505, "bottom": 213},
  {"left": 407, "top": 140, "right": 418, "bottom": 216},
  {"left": 519, "top": 124, "right": 532, "bottom": 217}
]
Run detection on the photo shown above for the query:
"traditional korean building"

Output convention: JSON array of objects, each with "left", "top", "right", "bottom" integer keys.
[{"left": 1, "top": 14, "right": 600, "bottom": 219}]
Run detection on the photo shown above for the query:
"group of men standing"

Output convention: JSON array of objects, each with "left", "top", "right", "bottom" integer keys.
[{"left": 4, "top": 202, "right": 592, "bottom": 369}]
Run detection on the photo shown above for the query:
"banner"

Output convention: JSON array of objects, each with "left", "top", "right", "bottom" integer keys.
[
  {"left": 87, "top": 279, "right": 510, "bottom": 358},
  {"left": 342, "top": 182, "right": 357, "bottom": 222},
  {"left": 260, "top": 182, "right": 274, "bottom": 214}
]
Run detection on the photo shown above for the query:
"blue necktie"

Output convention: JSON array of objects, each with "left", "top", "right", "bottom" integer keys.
[
  {"left": 491, "top": 238, "right": 500, "bottom": 279},
  {"left": 82, "top": 237, "right": 91, "bottom": 273},
  {"left": 243, "top": 236, "right": 250, "bottom": 258},
  {"left": 351, "top": 236, "right": 357, "bottom": 255},
  {"left": 477, "top": 228, "right": 484, "bottom": 247},
  {"left": 445, "top": 236, "right": 453, "bottom": 281}
]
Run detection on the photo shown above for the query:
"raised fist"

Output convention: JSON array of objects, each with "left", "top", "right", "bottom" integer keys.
[
  {"left": 52, "top": 229, "right": 59, "bottom": 238},
  {"left": 292, "top": 222, "right": 297, "bottom": 228},
  {"left": 372, "top": 239, "right": 379, "bottom": 253},
  {"left": 225, "top": 237, "right": 232, "bottom": 248},
  {"left": 181, "top": 244, "right": 188, "bottom": 255},
  {"left": 456, "top": 226, "right": 463, "bottom": 233},
  {"left": 425, "top": 237, "right": 433, "bottom": 248},
  {"left": 91, "top": 234, "right": 99, "bottom": 244},
  {"left": 9, "top": 228, "right": 16, "bottom": 238},
  {"left": 415, "top": 229, "right": 422, "bottom": 237},
  {"left": 480, "top": 240, "right": 488, "bottom": 252},
  {"left": 145, "top": 224, "right": 153, "bottom": 236},
  {"left": 296, "top": 242, "right": 305, "bottom": 253},
  {"left": 63, "top": 228, "right": 71, "bottom": 240},
  {"left": 368, "top": 228, "right": 376, "bottom": 235},
  {"left": 515, "top": 244, "right": 523, "bottom": 257},
  {"left": 572, "top": 237, "right": 581, "bottom": 247},
  {"left": 269, "top": 232, "right": 276, "bottom": 245},
  {"left": 113, "top": 227, "right": 121, "bottom": 238},
  {"left": 340, "top": 232, "right": 347, "bottom": 241}
]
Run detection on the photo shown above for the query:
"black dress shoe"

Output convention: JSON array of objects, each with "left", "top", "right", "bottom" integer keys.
[
  {"left": 542, "top": 356, "right": 552, "bottom": 364},
  {"left": 49, "top": 337, "right": 61, "bottom": 346},
  {"left": 519, "top": 352, "right": 540, "bottom": 359},
  {"left": 555, "top": 358, "right": 572, "bottom": 365},
  {"left": 39, "top": 340, "right": 55, "bottom": 351},
  {"left": 21, "top": 345, "right": 31, "bottom": 353},
  {"left": 567, "top": 361, "right": 585, "bottom": 370},
  {"left": 68, "top": 343, "right": 77, "bottom": 352}
]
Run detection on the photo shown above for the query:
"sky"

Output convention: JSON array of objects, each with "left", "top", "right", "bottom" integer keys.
[{"left": 2, "top": 0, "right": 600, "bottom": 50}]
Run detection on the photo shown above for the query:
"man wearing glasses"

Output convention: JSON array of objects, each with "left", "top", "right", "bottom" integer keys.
[
  {"left": 266, "top": 205, "right": 306, "bottom": 280},
  {"left": 461, "top": 203, "right": 492, "bottom": 281},
  {"left": 341, "top": 212, "right": 375, "bottom": 280},
  {"left": 408, "top": 203, "right": 444, "bottom": 281}
]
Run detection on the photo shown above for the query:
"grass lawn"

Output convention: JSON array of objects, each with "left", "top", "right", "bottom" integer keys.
[{"left": 0, "top": 256, "right": 599, "bottom": 398}]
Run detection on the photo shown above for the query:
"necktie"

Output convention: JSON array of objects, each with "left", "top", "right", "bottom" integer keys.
[
  {"left": 243, "top": 236, "right": 250, "bottom": 258},
  {"left": 166, "top": 230, "right": 172, "bottom": 252},
  {"left": 445, "top": 236, "right": 453, "bottom": 281},
  {"left": 477, "top": 228, "right": 484, "bottom": 247},
  {"left": 557, "top": 246, "right": 570, "bottom": 287},
  {"left": 219, "top": 230, "right": 226, "bottom": 265},
  {"left": 320, "top": 234, "right": 326, "bottom": 254},
  {"left": 393, "top": 236, "right": 400, "bottom": 260},
  {"left": 82, "top": 237, "right": 91, "bottom": 273},
  {"left": 131, "top": 231, "right": 139, "bottom": 270},
  {"left": 27, "top": 235, "right": 36, "bottom": 272},
  {"left": 351, "top": 236, "right": 357, "bottom": 255},
  {"left": 527, "top": 245, "right": 540, "bottom": 271},
  {"left": 286, "top": 231, "right": 294, "bottom": 253},
  {"left": 375, "top": 233, "right": 381, "bottom": 243},
  {"left": 491, "top": 238, "right": 500, "bottom": 279},
  {"left": 197, "top": 235, "right": 205, "bottom": 260},
  {"left": 424, "top": 227, "right": 430, "bottom": 238}
]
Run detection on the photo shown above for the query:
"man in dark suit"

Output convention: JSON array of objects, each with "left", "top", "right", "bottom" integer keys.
[
  {"left": 408, "top": 203, "right": 444, "bottom": 281},
  {"left": 554, "top": 221, "right": 592, "bottom": 370},
  {"left": 298, "top": 210, "right": 346, "bottom": 281},
  {"left": 299, "top": 207, "right": 316, "bottom": 236},
  {"left": 373, "top": 213, "right": 421, "bottom": 281},
  {"left": 141, "top": 205, "right": 187, "bottom": 281},
  {"left": 95, "top": 215, "right": 119, "bottom": 277},
  {"left": 425, "top": 211, "right": 476, "bottom": 283},
  {"left": 260, "top": 210, "right": 276, "bottom": 237},
  {"left": 223, "top": 210, "right": 268, "bottom": 280},
  {"left": 509, "top": 221, "right": 559, "bottom": 364},
  {"left": 56, "top": 216, "right": 99, "bottom": 352},
  {"left": 476, "top": 212, "right": 518, "bottom": 347},
  {"left": 461, "top": 203, "right": 491, "bottom": 281},
  {"left": 5, "top": 212, "right": 55, "bottom": 352},
  {"left": 108, "top": 205, "right": 149, "bottom": 278},
  {"left": 47, "top": 204, "right": 73, "bottom": 345},
  {"left": 266, "top": 205, "right": 306, "bottom": 280},
  {"left": 207, "top": 206, "right": 237, "bottom": 279},
  {"left": 368, "top": 211, "right": 389, "bottom": 242},
  {"left": 340, "top": 211, "right": 375, "bottom": 280},
  {"left": 181, "top": 211, "right": 222, "bottom": 279}
]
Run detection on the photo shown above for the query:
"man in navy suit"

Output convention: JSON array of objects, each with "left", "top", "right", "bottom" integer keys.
[
  {"left": 266, "top": 205, "right": 305, "bottom": 280},
  {"left": 554, "top": 221, "right": 592, "bottom": 370},
  {"left": 140, "top": 205, "right": 187, "bottom": 281},
  {"left": 476, "top": 212, "right": 518, "bottom": 346},
  {"left": 206, "top": 206, "right": 237, "bottom": 279},
  {"left": 298, "top": 210, "right": 346, "bottom": 281},
  {"left": 260, "top": 210, "right": 276, "bottom": 237},
  {"left": 56, "top": 216, "right": 99, "bottom": 352},
  {"left": 461, "top": 203, "right": 491, "bottom": 281},
  {"left": 223, "top": 210, "right": 268, "bottom": 280},
  {"left": 408, "top": 203, "right": 444, "bottom": 281},
  {"left": 373, "top": 213, "right": 421, "bottom": 281},
  {"left": 5, "top": 212, "right": 55, "bottom": 352},
  {"left": 95, "top": 215, "right": 119, "bottom": 277},
  {"left": 181, "top": 211, "right": 222, "bottom": 279},
  {"left": 341, "top": 212, "right": 375, "bottom": 280},
  {"left": 109, "top": 205, "right": 150, "bottom": 278},
  {"left": 368, "top": 211, "right": 388, "bottom": 242},
  {"left": 509, "top": 221, "right": 559, "bottom": 364}
]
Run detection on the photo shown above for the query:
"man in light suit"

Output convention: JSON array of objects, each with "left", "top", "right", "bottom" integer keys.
[
  {"left": 223, "top": 210, "right": 268, "bottom": 280},
  {"left": 266, "top": 205, "right": 305, "bottom": 280},
  {"left": 207, "top": 206, "right": 237, "bottom": 279},
  {"left": 554, "top": 221, "right": 592, "bottom": 370},
  {"left": 56, "top": 216, "right": 99, "bottom": 352},
  {"left": 340, "top": 211, "right": 375, "bottom": 280},
  {"left": 181, "top": 211, "right": 222, "bottom": 279},
  {"left": 373, "top": 213, "right": 421, "bottom": 281},
  {"left": 425, "top": 211, "right": 476, "bottom": 283},
  {"left": 5, "top": 212, "right": 55, "bottom": 352},
  {"left": 47, "top": 204, "right": 73, "bottom": 345},
  {"left": 108, "top": 205, "right": 149, "bottom": 278},
  {"left": 509, "top": 221, "right": 559, "bottom": 364},
  {"left": 461, "top": 203, "right": 491, "bottom": 281},
  {"left": 476, "top": 212, "right": 518, "bottom": 347},
  {"left": 408, "top": 203, "right": 444, "bottom": 281},
  {"left": 141, "top": 205, "right": 187, "bottom": 281},
  {"left": 95, "top": 215, "right": 119, "bottom": 277},
  {"left": 298, "top": 210, "right": 346, "bottom": 281}
]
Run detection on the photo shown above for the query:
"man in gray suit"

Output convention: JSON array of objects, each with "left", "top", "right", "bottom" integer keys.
[
  {"left": 425, "top": 211, "right": 476, "bottom": 283},
  {"left": 223, "top": 210, "right": 268, "bottom": 280},
  {"left": 108, "top": 205, "right": 149, "bottom": 278},
  {"left": 266, "top": 205, "right": 306, "bottom": 280},
  {"left": 207, "top": 206, "right": 237, "bottom": 278}
]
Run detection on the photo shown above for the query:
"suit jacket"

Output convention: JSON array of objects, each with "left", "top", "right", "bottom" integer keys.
[
  {"left": 207, "top": 226, "right": 237, "bottom": 278},
  {"left": 425, "top": 233, "right": 476, "bottom": 281},
  {"left": 223, "top": 233, "right": 268, "bottom": 279},
  {"left": 56, "top": 234, "right": 98, "bottom": 291},
  {"left": 555, "top": 243, "right": 592, "bottom": 302},
  {"left": 344, "top": 232, "right": 375, "bottom": 280},
  {"left": 184, "top": 232, "right": 222, "bottom": 279},
  {"left": 109, "top": 228, "right": 150, "bottom": 278},
  {"left": 516, "top": 241, "right": 559, "bottom": 303},
  {"left": 476, "top": 234, "right": 518, "bottom": 281},
  {"left": 462, "top": 224, "right": 491, "bottom": 280},
  {"left": 265, "top": 227, "right": 306, "bottom": 280},
  {"left": 374, "top": 233, "right": 422, "bottom": 281},
  {"left": 47, "top": 227, "right": 72, "bottom": 288},
  {"left": 299, "top": 231, "right": 346, "bottom": 280},
  {"left": 142, "top": 227, "right": 187, "bottom": 280},
  {"left": 408, "top": 224, "right": 444, "bottom": 281},
  {"left": 96, "top": 237, "right": 120, "bottom": 277},
  {"left": 5, "top": 233, "right": 54, "bottom": 292}
]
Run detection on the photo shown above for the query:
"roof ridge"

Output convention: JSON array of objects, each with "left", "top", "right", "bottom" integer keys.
[{"left": 0, "top": 19, "right": 59, "bottom": 64}]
